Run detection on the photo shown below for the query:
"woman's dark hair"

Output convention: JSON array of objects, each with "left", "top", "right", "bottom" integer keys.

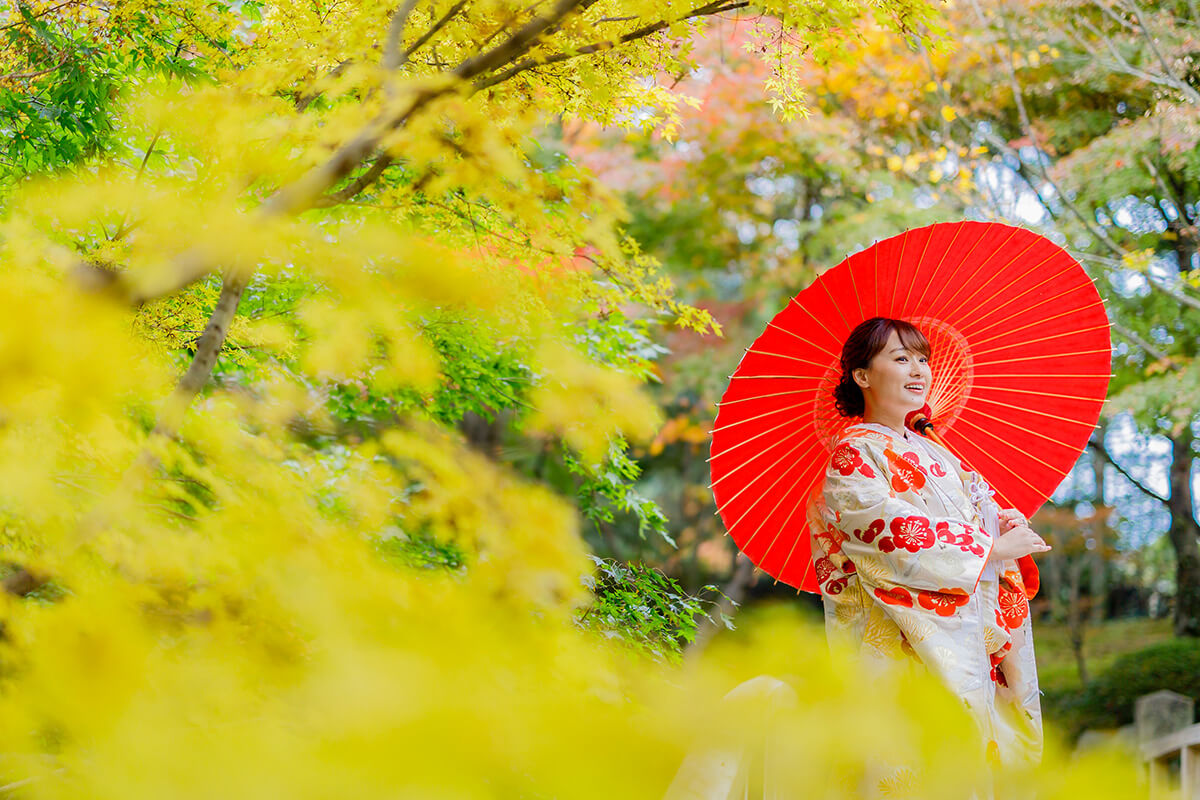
[{"left": 833, "top": 317, "right": 931, "bottom": 418}]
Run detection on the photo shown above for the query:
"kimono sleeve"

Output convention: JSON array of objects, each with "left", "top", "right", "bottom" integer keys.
[{"left": 821, "top": 437, "right": 993, "bottom": 595}]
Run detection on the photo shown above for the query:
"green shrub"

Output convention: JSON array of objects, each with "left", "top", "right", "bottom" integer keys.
[
  {"left": 1045, "top": 638, "right": 1200, "bottom": 741},
  {"left": 577, "top": 556, "right": 733, "bottom": 663}
]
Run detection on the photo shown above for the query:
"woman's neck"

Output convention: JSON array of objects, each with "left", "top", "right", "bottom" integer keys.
[{"left": 861, "top": 409, "right": 908, "bottom": 437}]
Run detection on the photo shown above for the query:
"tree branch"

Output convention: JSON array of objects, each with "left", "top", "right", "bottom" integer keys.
[
  {"left": 1088, "top": 435, "right": 1169, "bottom": 504},
  {"left": 161, "top": 270, "right": 251, "bottom": 425},
  {"left": 475, "top": 0, "right": 747, "bottom": 91},
  {"left": 0, "top": 52, "right": 69, "bottom": 81},
  {"left": 314, "top": 155, "right": 397, "bottom": 207},
  {"left": 1110, "top": 319, "right": 1171, "bottom": 363},
  {"left": 295, "top": 59, "right": 352, "bottom": 112},
  {"left": 1140, "top": 152, "right": 1189, "bottom": 225},
  {"left": 383, "top": 0, "right": 422, "bottom": 70},
  {"left": 1115, "top": 0, "right": 1200, "bottom": 103},
  {"left": 0, "top": 0, "right": 82, "bottom": 32},
  {"left": 987, "top": 2, "right": 1131, "bottom": 258},
  {"left": 452, "top": 0, "right": 584, "bottom": 81},
  {"left": 402, "top": 0, "right": 469, "bottom": 63},
  {"left": 1073, "top": 12, "right": 1200, "bottom": 101}
]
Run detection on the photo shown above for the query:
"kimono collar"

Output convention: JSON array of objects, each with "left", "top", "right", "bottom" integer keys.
[{"left": 846, "top": 421, "right": 912, "bottom": 443}]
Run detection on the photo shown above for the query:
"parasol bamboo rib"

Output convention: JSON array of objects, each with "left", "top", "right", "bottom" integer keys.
[
  {"left": 817, "top": 274, "right": 852, "bottom": 332},
  {"left": 965, "top": 270, "right": 1096, "bottom": 332},
  {"left": 955, "top": 256, "right": 1077, "bottom": 326},
  {"left": 763, "top": 480, "right": 821, "bottom": 584},
  {"left": 787, "top": 297, "right": 845, "bottom": 356},
  {"left": 968, "top": 384, "right": 1108, "bottom": 402},
  {"left": 950, "top": 417, "right": 1075, "bottom": 496},
  {"left": 707, "top": 416, "right": 802, "bottom": 462},
  {"left": 936, "top": 239, "right": 1045, "bottom": 324},
  {"left": 745, "top": 348, "right": 836, "bottom": 370},
  {"left": 716, "top": 388, "right": 820, "bottom": 407},
  {"left": 740, "top": 458, "right": 816, "bottom": 550},
  {"left": 730, "top": 374, "right": 827, "bottom": 380},
  {"left": 942, "top": 245, "right": 1057, "bottom": 324},
  {"left": 922, "top": 228, "right": 1025, "bottom": 316},
  {"left": 890, "top": 229, "right": 910, "bottom": 313},
  {"left": 710, "top": 400, "right": 809, "bottom": 434},
  {"left": 710, "top": 425, "right": 808, "bottom": 488},
  {"left": 968, "top": 322, "right": 1113, "bottom": 358},
  {"left": 718, "top": 429, "right": 826, "bottom": 505},
  {"left": 966, "top": 394, "right": 1104, "bottom": 428},
  {"left": 907, "top": 222, "right": 965, "bottom": 315},
  {"left": 972, "top": 347, "right": 1111, "bottom": 368},
  {"left": 956, "top": 403, "right": 1093, "bottom": 453},
  {"left": 943, "top": 420, "right": 1049, "bottom": 504},
  {"left": 966, "top": 372, "right": 1113, "bottom": 379},
  {"left": 899, "top": 228, "right": 933, "bottom": 316},
  {"left": 763, "top": 321, "right": 840, "bottom": 357},
  {"left": 723, "top": 437, "right": 826, "bottom": 537},
  {"left": 969, "top": 297, "right": 1107, "bottom": 345},
  {"left": 916, "top": 224, "right": 1001, "bottom": 313},
  {"left": 845, "top": 254, "right": 866, "bottom": 319}
]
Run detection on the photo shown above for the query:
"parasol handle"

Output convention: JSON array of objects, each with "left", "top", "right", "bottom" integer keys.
[{"left": 904, "top": 404, "right": 943, "bottom": 445}]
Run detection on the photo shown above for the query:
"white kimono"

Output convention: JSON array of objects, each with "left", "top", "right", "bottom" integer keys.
[{"left": 806, "top": 422, "right": 1043, "bottom": 767}]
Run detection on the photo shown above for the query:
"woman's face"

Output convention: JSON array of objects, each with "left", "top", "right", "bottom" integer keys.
[{"left": 853, "top": 330, "right": 931, "bottom": 416}]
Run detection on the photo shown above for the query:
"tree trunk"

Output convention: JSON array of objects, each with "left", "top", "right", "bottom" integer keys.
[
  {"left": 1067, "top": 555, "right": 1089, "bottom": 684},
  {"left": 1167, "top": 428, "right": 1200, "bottom": 637},
  {"left": 1089, "top": 421, "right": 1109, "bottom": 625},
  {"left": 1043, "top": 541, "right": 1066, "bottom": 621}
]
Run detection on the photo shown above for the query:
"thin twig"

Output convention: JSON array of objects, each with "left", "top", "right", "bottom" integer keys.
[
  {"left": 111, "top": 128, "right": 163, "bottom": 241},
  {"left": 0, "top": 0, "right": 81, "bottom": 31},
  {"left": 402, "top": 0, "right": 468, "bottom": 62}
]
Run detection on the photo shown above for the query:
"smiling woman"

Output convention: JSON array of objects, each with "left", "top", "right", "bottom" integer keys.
[{"left": 808, "top": 316, "right": 1051, "bottom": 772}]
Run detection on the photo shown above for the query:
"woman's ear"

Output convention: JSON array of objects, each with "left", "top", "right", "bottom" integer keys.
[{"left": 852, "top": 368, "right": 869, "bottom": 390}]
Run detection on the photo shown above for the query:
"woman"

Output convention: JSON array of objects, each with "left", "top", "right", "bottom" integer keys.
[{"left": 806, "top": 317, "right": 1048, "bottom": 768}]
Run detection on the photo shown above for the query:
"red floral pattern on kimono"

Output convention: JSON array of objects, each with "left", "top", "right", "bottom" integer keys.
[
  {"left": 831, "top": 442, "right": 876, "bottom": 478},
  {"left": 807, "top": 423, "right": 1043, "bottom": 769},
  {"left": 918, "top": 587, "right": 970, "bottom": 617},
  {"left": 884, "top": 446, "right": 927, "bottom": 493},
  {"left": 996, "top": 569, "right": 1033, "bottom": 630},
  {"left": 875, "top": 586, "right": 914, "bottom": 607}
]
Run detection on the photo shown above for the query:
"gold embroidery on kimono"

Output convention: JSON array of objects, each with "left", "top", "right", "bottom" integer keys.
[{"left": 807, "top": 422, "right": 1043, "bottom": 767}]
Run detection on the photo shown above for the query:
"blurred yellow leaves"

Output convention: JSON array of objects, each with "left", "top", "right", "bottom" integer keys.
[
  {"left": 526, "top": 339, "right": 662, "bottom": 464},
  {"left": 1121, "top": 247, "right": 1156, "bottom": 273}
]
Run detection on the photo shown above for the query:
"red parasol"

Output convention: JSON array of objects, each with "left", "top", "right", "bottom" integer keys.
[{"left": 708, "top": 221, "right": 1111, "bottom": 593}]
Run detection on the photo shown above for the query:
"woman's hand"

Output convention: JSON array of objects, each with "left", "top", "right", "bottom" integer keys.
[
  {"left": 998, "top": 508, "right": 1028, "bottom": 531},
  {"left": 988, "top": 523, "right": 1051, "bottom": 563}
]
